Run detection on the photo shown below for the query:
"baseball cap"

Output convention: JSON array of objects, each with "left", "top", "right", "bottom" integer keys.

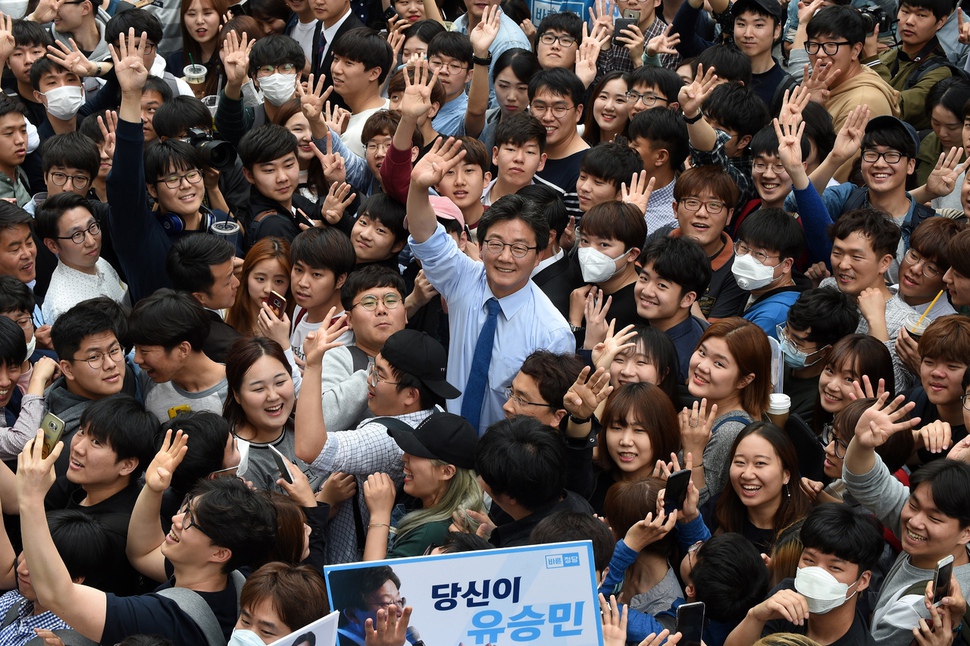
[
  {"left": 403, "top": 195, "right": 466, "bottom": 230},
  {"left": 733, "top": 0, "right": 782, "bottom": 21},
  {"left": 387, "top": 412, "right": 478, "bottom": 469},
  {"left": 865, "top": 115, "right": 920, "bottom": 158},
  {"left": 380, "top": 329, "right": 461, "bottom": 399}
]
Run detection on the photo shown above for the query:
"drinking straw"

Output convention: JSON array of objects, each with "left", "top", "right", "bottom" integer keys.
[
  {"left": 189, "top": 53, "right": 196, "bottom": 67},
  {"left": 916, "top": 289, "right": 944, "bottom": 328}
]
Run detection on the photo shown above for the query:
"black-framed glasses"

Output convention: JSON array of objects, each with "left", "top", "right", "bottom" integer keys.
[
  {"left": 625, "top": 91, "right": 667, "bottom": 107},
  {"left": 56, "top": 221, "right": 100, "bottom": 245},
  {"left": 481, "top": 238, "right": 537, "bottom": 258},
  {"left": 368, "top": 364, "right": 400, "bottom": 388},
  {"left": 354, "top": 293, "right": 402, "bottom": 311},
  {"left": 903, "top": 248, "right": 940, "bottom": 278},
  {"left": 961, "top": 394, "right": 970, "bottom": 411},
  {"left": 538, "top": 32, "right": 577, "bottom": 47},
  {"left": 178, "top": 494, "right": 209, "bottom": 535},
  {"left": 734, "top": 240, "right": 779, "bottom": 265},
  {"left": 820, "top": 423, "right": 849, "bottom": 459},
  {"left": 530, "top": 101, "right": 574, "bottom": 119},
  {"left": 861, "top": 149, "right": 905, "bottom": 164},
  {"left": 804, "top": 40, "right": 852, "bottom": 55},
  {"left": 72, "top": 343, "right": 123, "bottom": 370},
  {"left": 158, "top": 169, "right": 204, "bottom": 189},
  {"left": 679, "top": 197, "right": 726, "bottom": 215},
  {"left": 49, "top": 171, "right": 91, "bottom": 190},
  {"left": 504, "top": 386, "right": 553, "bottom": 409}
]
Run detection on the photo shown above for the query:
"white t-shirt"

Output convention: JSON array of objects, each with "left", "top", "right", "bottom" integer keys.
[
  {"left": 342, "top": 99, "right": 390, "bottom": 159},
  {"left": 291, "top": 19, "right": 318, "bottom": 64},
  {"left": 289, "top": 306, "right": 354, "bottom": 364}
]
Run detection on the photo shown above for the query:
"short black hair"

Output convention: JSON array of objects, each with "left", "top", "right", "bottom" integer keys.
[
  {"left": 40, "top": 132, "right": 100, "bottom": 177},
  {"left": 128, "top": 288, "right": 211, "bottom": 351},
  {"left": 29, "top": 57, "right": 74, "bottom": 92},
  {"left": 806, "top": 5, "right": 868, "bottom": 45},
  {"left": 0, "top": 275, "right": 33, "bottom": 314},
  {"left": 427, "top": 31, "right": 473, "bottom": 66},
  {"left": 188, "top": 477, "right": 277, "bottom": 572},
  {"left": 50, "top": 300, "right": 121, "bottom": 359},
  {"left": 356, "top": 193, "right": 407, "bottom": 247},
  {"left": 579, "top": 142, "right": 643, "bottom": 190},
  {"left": 900, "top": 0, "right": 952, "bottom": 22},
  {"left": 158, "top": 411, "right": 231, "bottom": 494},
  {"left": 403, "top": 19, "right": 446, "bottom": 46},
  {"left": 695, "top": 45, "right": 752, "bottom": 86},
  {"left": 518, "top": 350, "right": 585, "bottom": 411},
  {"left": 494, "top": 112, "right": 547, "bottom": 152},
  {"left": 628, "top": 108, "right": 690, "bottom": 170},
  {"left": 828, "top": 207, "right": 901, "bottom": 258},
  {"left": 340, "top": 264, "right": 406, "bottom": 311},
  {"left": 799, "top": 503, "right": 884, "bottom": 571},
  {"left": 475, "top": 415, "right": 567, "bottom": 511},
  {"left": 702, "top": 82, "right": 769, "bottom": 140},
  {"left": 0, "top": 201, "right": 31, "bottom": 236},
  {"left": 749, "top": 125, "right": 810, "bottom": 162},
  {"left": 11, "top": 19, "right": 52, "bottom": 48},
  {"left": 331, "top": 27, "right": 394, "bottom": 84},
  {"left": 0, "top": 96, "right": 27, "bottom": 125},
  {"left": 238, "top": 123, "right": 298, "bottom": 170},
  {"left": 105, "top": 8, "right": 164, "bottom": 45},
  {"left": 628, "top": 65, "right": 685, "bottom": 103},
  {"left": 152, "top": 96, "right": 214, "bottom": 139},
  {"left": 477, "top": 194, "right": 551, "bottom": 253},
  {"left": 534, "top": 11, "right": 584, "bottom": 43},
  {"left": 530, "top": 511, "right": 614, "bottom": 572},
  {"left": 0, "top": 316, "right": 26, "bottom": 369},
  {"left": 862, "top": 121, "right": 918, "bottom": 160},
  {"left": 909, "top": 459, "right": 970, "bottom": 528},
  {"left": 35, "top": 192, "right": 94, "bottom": 242},
  {"left": 78, "top": 109, "right": 108, "bottom": 145},
  {"left": 736, "top": 207, "right": 806, "bottom": 260},
  {"left": 248, "top": 34, "right": 306, "bottom": 77},
  {"left": 144, "top": 139, "right": 203, "bottom": 183},
  {"left": 143, "top": 76, "right": 174, "bottom": 103},
  {"left": 515, "top": 184, "right": 567, "bottom": 239},
  {"left": 528, "top": 67, "right": 585, "bottom": 107},
  {"left": 78, "top": 394, "right": 157, "bottom": 478},
  {"left": 802, "top": 101, "right": 836, "bottom": 163},
  {"left": 786, "top": 287, "right": 860, "bottom": 346},
  {"left": 166, "top": 235, "right": 236, "bottom": 294},
  {"left": 491, "top": 47, "right": 541, "bottom": 85},
  {"left": 690, "top": 533, "right": 770, "bottom": 623},
  {"left": 47, "top": 509, "right": 111, "bottom": 586},
  {"left": 638, "top": 236, "right": 712, "bottom": 297},
  {"left": 290, "top": 227, "right": 356, "bottom": 275}
]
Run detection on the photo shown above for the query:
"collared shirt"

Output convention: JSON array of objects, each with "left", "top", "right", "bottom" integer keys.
[
  {"left": 452, "top": 12, "right": 530, "bottom": 108},
  {"left": 321, "top": 9, "right": 353, "bottom": 65},
  {"left": 409, "top": 224, "right": 574, "bottom": 434},
  {"left": 531, "top": 247, "right": 564, "bottom": 277},
  {"left": 42, "top": 258, "right": 128, "bottom": 325},
  {"left": 0, "top": 592, "right": 72, "bottom": 646},
  {"left": 645, "top": 177, "right": 676, "bottom": 234},
  {"left": 432, "top": 92, "right": 469, "bottom": 137},
  {"left": 689, "top": 129, "right": 756, "bottom": 210},
  {"left": 0, "top": 167, "right": 29, "bottom": 208}
]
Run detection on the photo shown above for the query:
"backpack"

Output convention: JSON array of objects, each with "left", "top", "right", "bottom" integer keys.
[
  {"left": 154, "top": 569, "right": 247, "bottom": 646},
  {"left": 840, "top": 186, "right": 935, "bottom": 243},
  {"left": 903, "top": 57, "right": 970, "bottom": 90},
  {"left": 1, "top": 599, "right": 99, "bottom": 646}
]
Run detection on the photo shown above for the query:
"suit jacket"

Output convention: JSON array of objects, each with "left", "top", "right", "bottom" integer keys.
[
  {"left": 532, "top": 254, "right": 581, "bottom": 321},
  {"left": 204, "top": 309, "right": 242, "bottom": 364},
  {"left": 312, "top": 12, "right": 365, "bottom": 109}
]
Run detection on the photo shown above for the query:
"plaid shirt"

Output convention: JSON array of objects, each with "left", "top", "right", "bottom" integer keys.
[
  {"left": 0, "top": 592, "right": 72, "bottom": 646},
  {"left": 595, "top": 18, "right": 680, "bottom": 76},
  {"left": 689, "top": 129, "right": 756, "bottom": 210}
]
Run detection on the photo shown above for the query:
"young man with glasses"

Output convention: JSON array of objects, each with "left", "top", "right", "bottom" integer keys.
[
  {"left": 109, "top": 31, "right": 239, "bottom": 302},
  {"left": 534, "top": 13, "right": 583, "bottom": 72},
  {"left": 35, "top": 193, "right": 126, "bottom": 327},
  {"left": 627, "top": 66, "right": 683, "bottom": 119},
  {"left": 427, "top": 31, "right": 474, "bottom": 137},
  {"left": 407, "top": 137, "right": 573, "bottom": 435}
]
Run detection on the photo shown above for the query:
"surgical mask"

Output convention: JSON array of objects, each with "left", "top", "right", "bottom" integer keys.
[
  {"left": 0, "top": 0, "right": 28, "bottom": 18},
  {"left": 731, "top": 253, "right": 775, "bottom": 291},
  {"left": 227, "top": 629, "right": 265, "bottom": 646},
  {"left": 258, "top": 73, "right": 296, "bottom": 106},
  {"left": 578, "top": 247, "right": 626, "bottom": 284},
  {"left": 25, "top": 334, "right": 35, "bottom": 360},
  {"left": 781, "top": 342, "right": 809, "bottom": 369},
  {"left": 794, "top": 566, "right": 858, "bottom": 614},
  {"left": 42, "top": 86, "right": 84, "bottom": 121},
  {"left": 241, "top": 80, "right": 263, "bottom": 108}
]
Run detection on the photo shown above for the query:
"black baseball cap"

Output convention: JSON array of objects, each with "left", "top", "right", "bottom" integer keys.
[
  {"left": 380, "top": 329, "right": 461, "bottom": 399},
  {"left": 733, "top": 0, "right": 782, "bottom": 20},
  {"left": 865, "top": 115, "right": 920, "bottom": 158},
  {"left": 387, "top": 412, "right": 478, "bottom": 469}
]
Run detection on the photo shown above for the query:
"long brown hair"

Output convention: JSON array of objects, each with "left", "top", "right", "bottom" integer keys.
[
  {"left": 226, "top": 237, "right": 293, "bottom": 335},
  {"left": 179, "top": 0, "right": 232, "bottom": 96},
  {"left": 695, "top": 318, "right": 772, "bottom": 419},
  {"left": 597, "top": 383, "right": 680, "bottom": 479}
]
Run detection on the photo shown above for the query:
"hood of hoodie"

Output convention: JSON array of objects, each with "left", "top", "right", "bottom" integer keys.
[
  {"left": 828, "top": 66, "right": 900, "bottom": 116},
  {"left": 51, "top": 9, "right": 111, "bottom": 63}
]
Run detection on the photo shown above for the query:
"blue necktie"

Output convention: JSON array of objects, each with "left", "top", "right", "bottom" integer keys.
[{"left": 461, "top": 297, "right": 500, "bottom": 432}]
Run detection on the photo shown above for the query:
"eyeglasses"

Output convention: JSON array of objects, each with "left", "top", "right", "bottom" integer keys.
[
  {"left": 255, "top": 63, "right": 297, "bottom": 77},
  {"left": 861, "top": 149, "right": 905, "bottom": 164},
  {"left": 804, "top": 40, "right": 852, "bottom": 55},
  {"left": 49, "top": 171, "right": 91, "bottom": 190},
  {"left": 679, "top": 197, "right": 727, "bottom": 215},
  {"left": 481, "top": 238, "right": 537, "bottom": 258},
  {"left": 428, "top": 58, "right": 467, "bottom": 75},
  {"left": 961, "top": 394, "right": 970, "bottom": 411},
  {"left": 820, "top": 423, "right": 849, "bottom": 459},
  {"left": 72, "top": 343, "right": 123, "bottom": 370},
  {"left": 625, "top": 91, "right": 667, "bottom": 107},
  {"left": 369, "top": 597, "right": 406, "bottom": 610},
  {"left": 734, "top": 240, "right": 779, "bottom": 265},
  {"left": 530, "top": 101, "right": 574, "bottom": 119},
  {"left": 368, "top": 364, "right": 401, "bottom": 388},
  {"left": 903, "top": 248, "right": 941, "bottom": 278},
  {"left": 776, "top": 324, "right": 830, "bottom": 364},
  {"left": 158, "top": 169, "right": 204, "bottom": 189},
  {"left": 55, "top": 221, "right": 100, "bottom": 245},
  {"left": 177, "top": 494, "right": 209, "bottom": 535},
  {"left": 752, "top": 161, "right": 786, "bottom": 174},
  {"left": 504, "top": 386, "right": 553, "bottom": 409},
  {"left": 354, "top": 293, "right": 402, "bottom": 311},
  {"left": 538, "top": 33, "right": 577, "bottom": 47},
  {"left": 365, "top": 140, "right": 392, "bottom": 153}
]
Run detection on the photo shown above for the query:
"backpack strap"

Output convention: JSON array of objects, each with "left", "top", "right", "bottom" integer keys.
[
  {"left": 0, "top": 599, "right": 23, "bottom": 628},
  {"left": 903, "top": 58, "right": 968, "bottom": 90},
  {"left": 26, "top": 630, "right": 99, "bottom": 646},
  {"left": 840, "top": 186, "right": 869, "bottom": 216},
  {"left": 712, "top": 416, "right": 750, "bottom": 433},
  {"left": 155, "top": 587, "right": 227, "bottom": 646},
  {"left": 347, "top": 345, "right": 370, "bottom": 373}
]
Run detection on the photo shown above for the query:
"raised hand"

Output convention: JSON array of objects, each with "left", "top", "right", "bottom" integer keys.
[
  {"left": 854, "top": 392, "right": 920, "bottom": 449},
  {"left": 914, "top": 420, "right": 952, "bottom": 455},
  {"left": 109, "top": 28, "right": 149, "bottom": 95},
  {"left": 600, "top": 594, "right": 628, "bottom": 646},
  {"left": 637, "top": 630, "right": 682, "bottom": 646},
  {"left": 323, "top": 101, "right": 350, "bottom": 134},
  {"left": 960, "top": 9, "right": 970, "bottom": 45},
  {"left": 16, "top": 429, "right": 61, "bottom": 502},
  {"left": 364, "top": 606, "right": 413, "bottom": 646},
  {"left": 144, "top": 429, "right": 189, "bottom": 493},
  {"left": 411, "top": 136, "right": 466, "bottom": 189},
  {"left": 772, "top": 117, "right": 807, "bottom": 174},
  {"left": 777, "top": 84, "right": 811, "bottom": 129},
  {"left": 564, "top": 366, "right": 614, "bottom": 420},
  {"left": 220, "top": 30, "right": 254, "bottom": 93},
  {"left": 97, "top": 110, "right": 118, "bottom": 161},
  {"left": 588, "top": 0, "right": 616, "bottom": 42},
  {"left": 591, "top": 321, "right": 637, "bottom": 369},
  {"left": 470, "top": 3, "right": 500, "bottom": 57},
  {"left": 621, "top": 171, "right": 655, "bottom": 215},
  {"left": 848, "top": 374, "right": 886, "bottom": 401},
  {"left": 616, "top": 23, "right": 645, "bottom": 61},
  {"left": 400, "top": 57, "right": 437, "bottom": 120},
  {"left": 47, "top": 38, "right": 98, "bottom": 77},
  {"left": 625, "top": 508, "right": 678, "bottom": 552},
  {"left": 802, "top": 60, "right": 840, "bottom": 107},
  {"left": 797, "top": 0, "right": 825, "bottom": 25},
  {"left": 829, "top": 104, "right": 869, "bottom": 164},
  {"left": 296, "top": 73, "right": 334, "bottom": 126},
  {"left": 582, "top": 288, "right": 613, "bottom": 349},
  {"left": 574, "top": 26, "right": 601, "bottom": 88},
  {"left": 925, "top": 147, "right": 970, "bottom": 199},
  {"left": 646, "top": 24, "right": 680, "bottom": 57},
  {"left": 679, "top": 398, "right": 717, "bottom": 458},
  {"left": 678, "top": 64, "right": 718, "bottom": 117},
  {"left": 0, "top": 13, "right": 15, "bottom": 64},
  {"left": 301, "top": 306, "right": 348, "bottom": 367},
  {"left": 320, "top": 181, "right": 356, "bottom": 224}
]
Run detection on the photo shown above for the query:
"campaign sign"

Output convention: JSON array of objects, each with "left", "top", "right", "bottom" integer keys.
[
  {"left": 324, "top": 541, "right": 602, "bottom": 645},
  {"left": 268, "top": 610, "right": 340, "bottom": 646}
]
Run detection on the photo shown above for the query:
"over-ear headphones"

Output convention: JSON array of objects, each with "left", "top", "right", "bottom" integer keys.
[{"left": 156, "top": 208, "right": 217, "bottom": 234}]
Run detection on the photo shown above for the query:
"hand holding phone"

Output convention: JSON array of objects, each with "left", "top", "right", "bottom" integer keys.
[
  {"left": 933, "top": 555, "right": 954, "bottom": 605},
  {"left": 676, "top": 601, "right": 705, "bottom": 646},
  {"left": 663, "top": 469, "right": 692, "bottom": 516},
  {"left": 268, "top": 445, "right": 295, "bottom": 485},
  {"left": 263, "top": 291, "right": 286, "bottom": 319},
  {"left": 40, "top": 412, "right": 65, "bottom": 459}
]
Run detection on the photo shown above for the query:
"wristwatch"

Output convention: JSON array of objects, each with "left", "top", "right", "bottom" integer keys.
[
  {"left": 683, "top": 109, "right": 703, "bottom": 124},
  {"left": 472, "top": 53, "right": 492, "bottom": 66}
]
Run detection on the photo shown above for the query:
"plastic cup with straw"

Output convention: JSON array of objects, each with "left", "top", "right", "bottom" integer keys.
[
  {"left": 905, "top": 289, "right": 943, "bottom": 340},
  {"left": 184, "top": 53, "right": 207, "bottom": 86}
]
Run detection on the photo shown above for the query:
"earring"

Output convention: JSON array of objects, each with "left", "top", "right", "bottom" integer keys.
[{"left": 785, "top": 483, "right": 791, "bottom": 499}]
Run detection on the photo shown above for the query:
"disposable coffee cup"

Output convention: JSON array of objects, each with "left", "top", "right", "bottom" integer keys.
[
  {"left": 904, "top": 311, "right": 930, "bottom": 340},
  {"left": 31, "top": 192, "right": 47, "bottom": 211},
  {"left": 209, "top": 220, "right": 241, "bottom": 247},
  {"left": 183, "top": 64, "right": 207, "bottom": 85},
  {"left": 202, "top": 95, "right": 219, "bottom": 116},
  {"left": 767, "top": 393, "right": 791, "bottom": 428}
]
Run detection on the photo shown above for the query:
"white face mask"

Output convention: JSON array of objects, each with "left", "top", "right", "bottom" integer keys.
[
  {"left": 794, "top": 565, "right": 859, "bottom": 615},
  {"left": 578, "top": 247, "right": 627, "bottom": 284},
  {"left": 731, "top": 252, "right": 775, "bottom": 291},
  {"left": 42, "top": 86, "right": 84, "bottom": 121},
  {"left": 259, "top": 73, "right": 297, "bottom": 106},
  {"left": 227, "top": 628, "right": 266, "bottom": 646},
  {"left": 25, "top": 334, "right": 35, "bottom": 360},
  {"left": 0, "top": 0, "right": 28, "bottom": 18}
]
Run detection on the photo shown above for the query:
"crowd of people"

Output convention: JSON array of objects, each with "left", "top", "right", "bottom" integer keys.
[{"left": 0, "top": 0, "right": 967, "bottom": 642}]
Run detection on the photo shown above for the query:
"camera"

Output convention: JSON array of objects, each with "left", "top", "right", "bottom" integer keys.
[
  {"left": 185, "top": 127, "right": 235, "bottom": 173},
  {"left": 859, "top": 3, "right": 893, "bottom": 33}
]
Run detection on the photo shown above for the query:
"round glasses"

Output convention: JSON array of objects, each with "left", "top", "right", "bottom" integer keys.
[
  {"left": 56, "top": 221, "right": 100, "bottom": 245},
  {"left": 72, "top": 343, "right": 124, "bottom": 370},
  {"left": 158, "top": 169, "right": 204, "bottom": 189},
  {"left": 903, "top": 248, "right": 940, "bottom": 278},
  {"left": 734, "top": 240, "right": 779, "bottom": 265},
  {"left": 368, "top": 364, "right": 401, "bottom": 388},
  {"left": 354, "top": 293, "right": 402, "bottom": 311},
  {"left": 49, "top": 171, "right": 91, "bottom": 190},
  {"left": 679, "top": 197, "right": 727, "bottom": 215},
  {"left": 625, "top": 91, "right": 667, "bottom": 107},
  {"left": 504, "top": 386, "right": 552, "bottom": 408},
  {"left": 481, "top": 239, "right": 537, "bottom": 258}
]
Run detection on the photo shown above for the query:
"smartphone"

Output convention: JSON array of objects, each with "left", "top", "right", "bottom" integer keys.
[
  {"left": 676, "top": 601, "right": 705, "bottom": 646},
  {"left": 664, "top": 469, "right": 692, "bottom": 516},
  {"left": 227, "top": 1, "right": 248, "bottom": 16},
  {"left": 613, "top": 16, "right": 636, "bottom": 39},
  {"left": 268, "top": 445, "right": 294, "bottom": 485},
  {"left": 622, "top": 9, "right": 641, "bottom": 21},
  {"left": 40, "top": 412, "right": 65, "bottom": 459},
  {"left": 208, "top": 466, "right": 239, "bottom": 480},
  {"left": 933, "top": 554, "right": 954, "bottom": 605},
  {"left": 263, "top": 291, "right": 286, "bottom": 319}
]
